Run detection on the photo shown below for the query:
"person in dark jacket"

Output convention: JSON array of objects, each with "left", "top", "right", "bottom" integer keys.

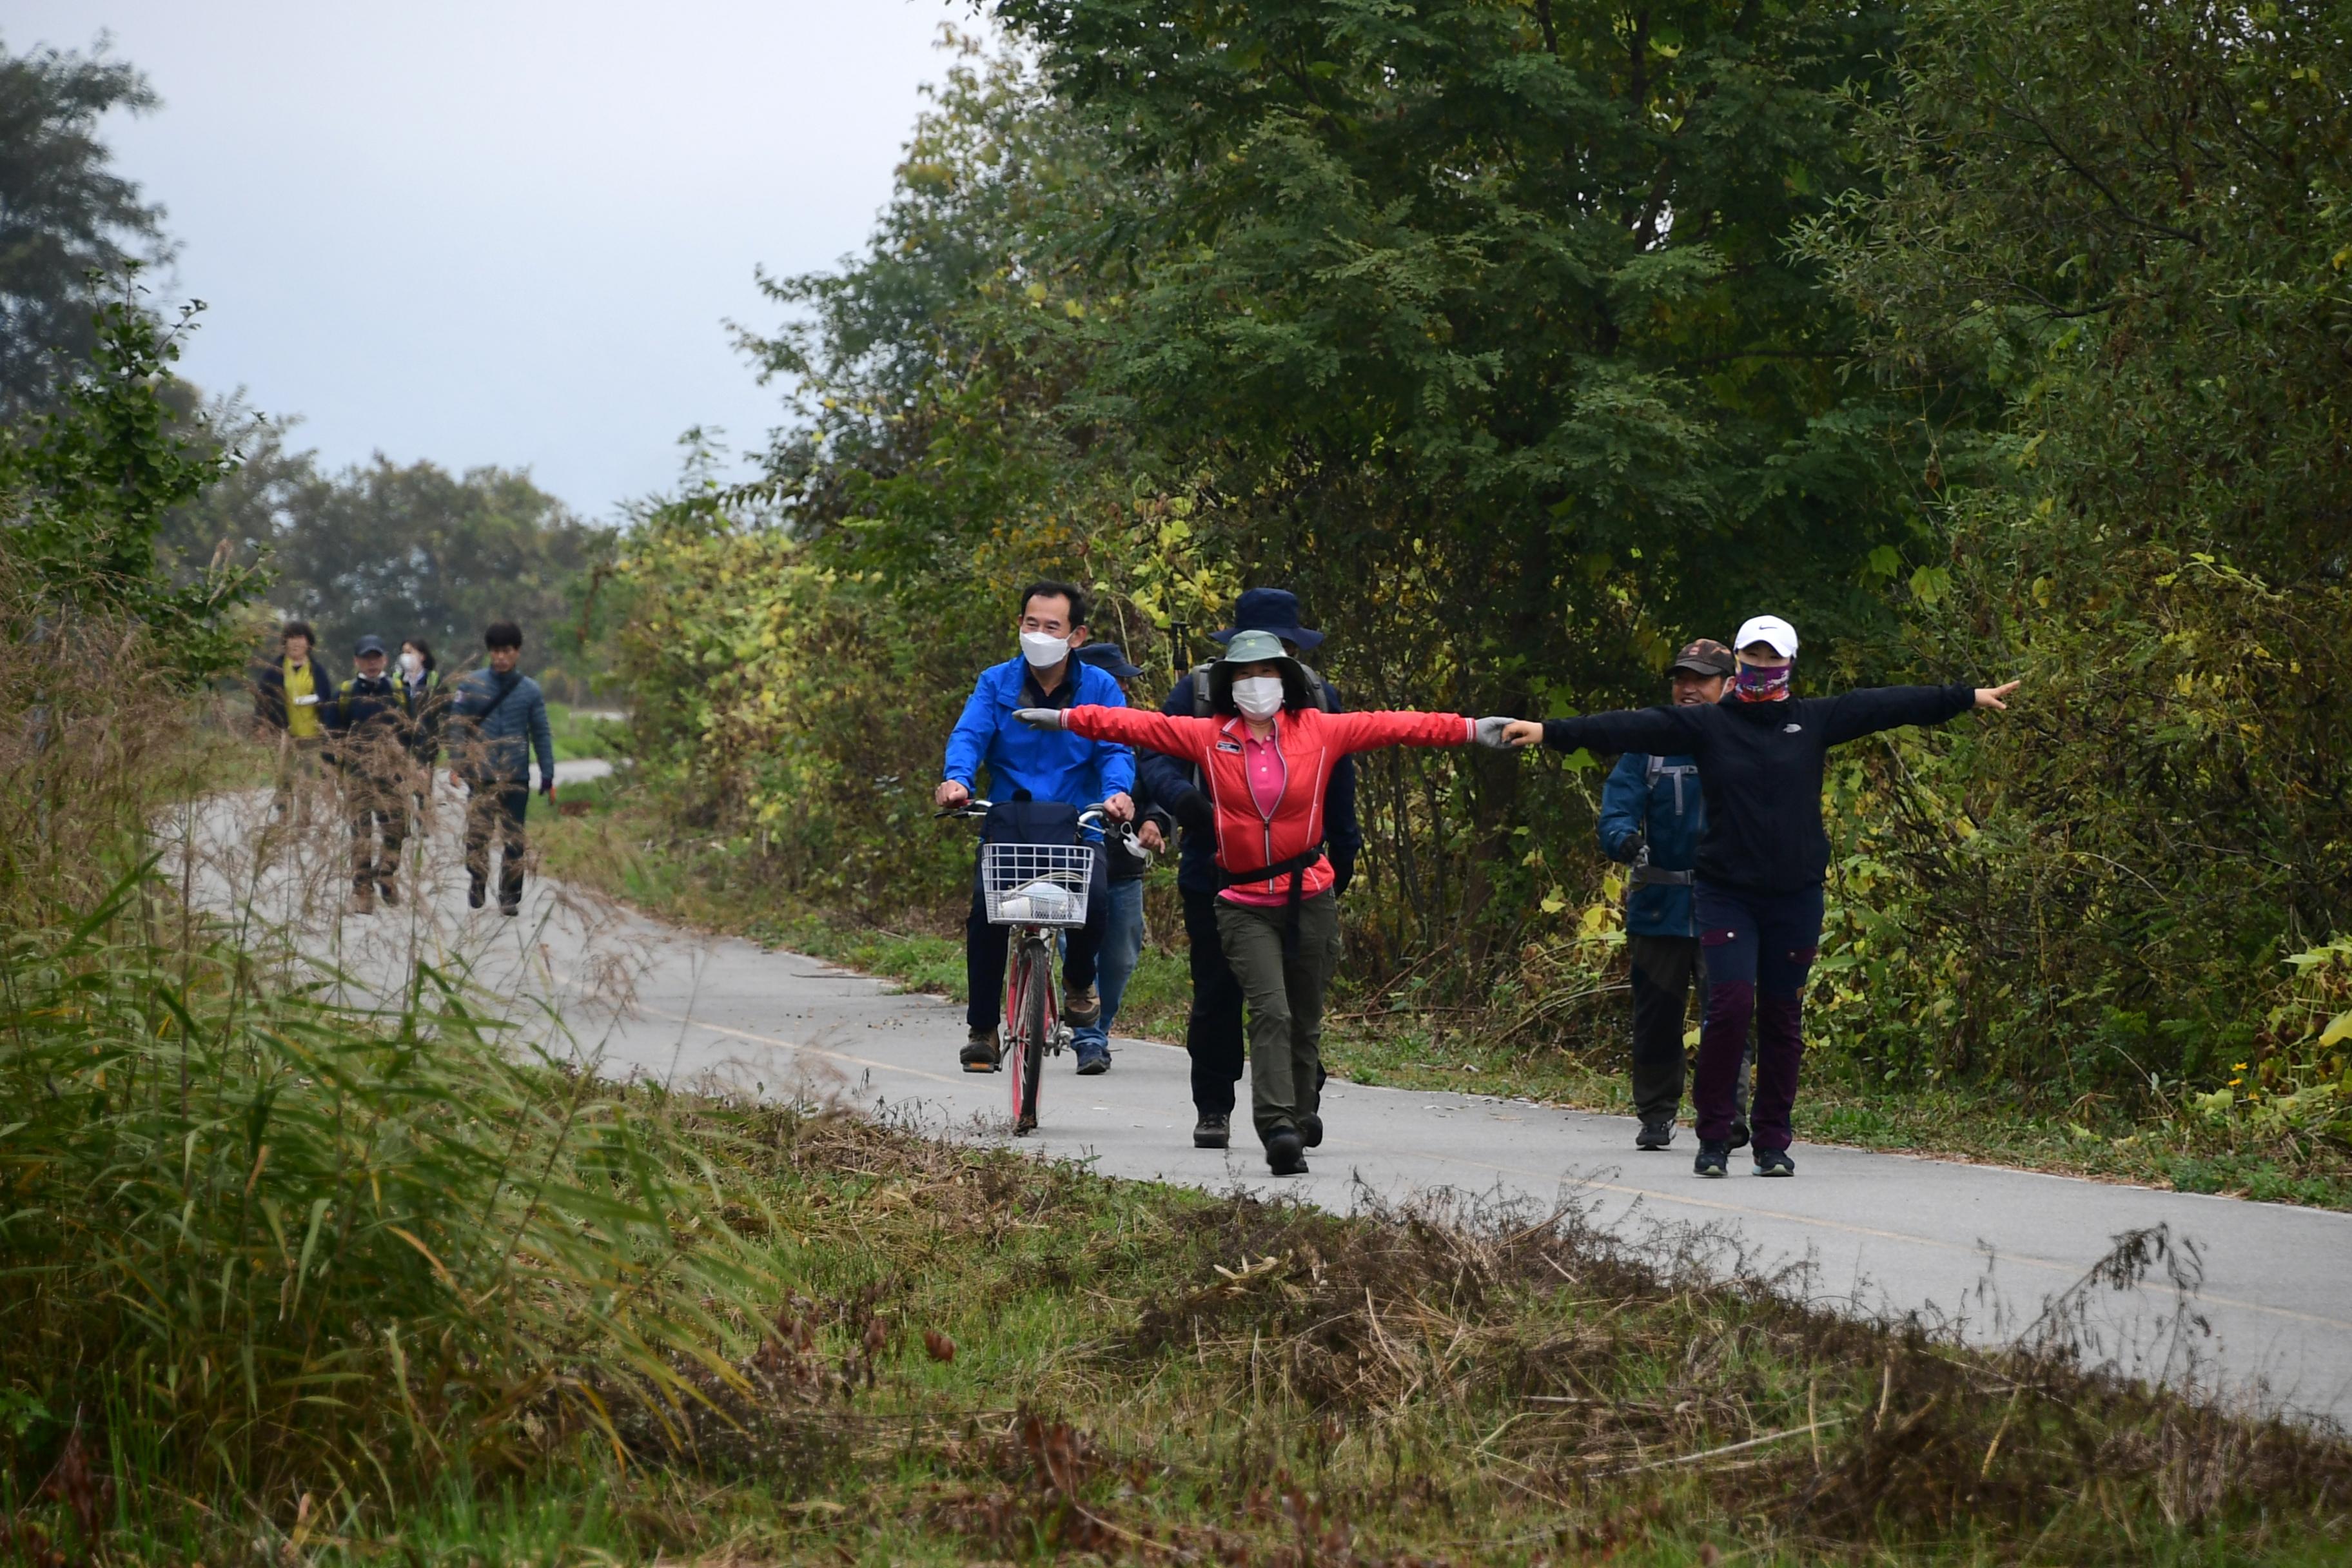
[
  {"left": 446, "top": 621, "right": 558, "bottom": 916},
  {"left": 324, "top": 634, "right": 413, "bottom": 913},
  {"left": 252, "top": 621, "right": 333, "bottom": 825},
  {"left": 397, "top": 637, "right": 449, "bottom": 828},
  {"left": 1068, "top": 643, "right": 1175, "bottom": 1075},
  {"left": 1505, "top": 614, "right": 2019, "bottom": 1179},
  {"left": 1138, "top": 589, "right": 1364, "bottom": 1151},
  {"left": 1597, "top": 639, "right": 1750, "bottom": 1151}
]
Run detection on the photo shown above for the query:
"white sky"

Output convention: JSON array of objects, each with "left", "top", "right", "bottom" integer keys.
[{"left": 6, "top": 1, "right": 963, "bottom": 515}]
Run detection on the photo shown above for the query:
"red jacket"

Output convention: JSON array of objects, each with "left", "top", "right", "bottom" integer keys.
[{"left": 1062, "top": 705, "right": 1473, "bottom": 901}]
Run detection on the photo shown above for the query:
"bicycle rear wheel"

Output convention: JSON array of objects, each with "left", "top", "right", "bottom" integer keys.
[{"left": 1009, "top": 936, "right": 1049, "bottom": 1135}]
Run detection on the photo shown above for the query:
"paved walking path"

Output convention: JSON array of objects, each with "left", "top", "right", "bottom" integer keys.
[{"left": 181, "top": 767, "right": 2352, "bottom": 1428}]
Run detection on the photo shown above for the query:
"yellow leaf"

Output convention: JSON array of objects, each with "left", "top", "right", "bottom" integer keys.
[{"left": 2320, "top": 1010, "right": 2352, "bottom": 1048}]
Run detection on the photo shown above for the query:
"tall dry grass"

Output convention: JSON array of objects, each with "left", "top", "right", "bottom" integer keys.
[{"left": 0, "top": 589, "right": 781, "bottom": 1524}]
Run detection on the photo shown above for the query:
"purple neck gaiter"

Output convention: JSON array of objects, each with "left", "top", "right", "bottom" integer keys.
[{"left": 1734, "top": 662, "right": 1793, "bottom": 701}]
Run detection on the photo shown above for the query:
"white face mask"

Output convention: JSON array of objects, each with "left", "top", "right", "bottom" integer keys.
[
  {"left": 398, "top": 651, "right": 422, "bottom": 676},
  {"left": 1231, "top": 675, "right": 1286, "bottom": 720},
  {"left": 1019, "top": 631, "right": 1070, "bottom": 669}
]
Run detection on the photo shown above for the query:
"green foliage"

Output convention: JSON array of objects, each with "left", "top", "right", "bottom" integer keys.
[
  {"left": 168, "top": 418, "right": 616, "bottom": 690},
  {"left": 1793, "top": 0, "right": 2352, "bottom": 1093},
  {"left": 0, "top": 293, "right": 264, "bottom": 680},
  {"left": 0, "top": 33, "right": 170, "bottom": 415}
]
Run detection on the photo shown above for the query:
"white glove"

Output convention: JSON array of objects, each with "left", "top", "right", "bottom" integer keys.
[
  {"left": 1472, "top": 716, "right": 1518, "bottom": 750},
  {"left": 1013, "top": 707, "right": 1064, "bottom": 730}
]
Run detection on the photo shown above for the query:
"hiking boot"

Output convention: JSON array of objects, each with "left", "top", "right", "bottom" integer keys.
[
  {"left": 1061, "top": 985, "right": 1101, "bottom": 1027},
  {"left": 1297, "top": 1112, "right": 1324, "bottom": 1149},
  {"left": 1729, "top": 1121, "right": 1752, "bottom": 1153},
  {"left": 1635, "top": 1119, "right": 1674, "bottom": 1150},
  {"left": 467, "top": 876, "right": 486, "bottom": 910},
  {"left": 345, "top": 888, "right": 375, "bottom": 916},
  {"left": 1192, "top": 1112, "right": 1230, "bottom": 1150},
  {"left": 1074, "top": 1041, "right": 1110, "bottom": 1075},
  {"left": 1693, "top": 1140, "right": 1730, "bottom": 1179},
  {"left": 377, "top": 877, "right": 399, "bottom": 908},
  {"left": 960, "top": 1030, "right": 1001, "bottom": 1073},
  {"left": 500, "top": 901, "right": 521, "bottom": 917},
  {"left": 1265, "top": 1126, "right": 1308, "bottom": 1177},
  {"left": 1752, "top": 1148, "right": 1795, "bottom": 1178}
]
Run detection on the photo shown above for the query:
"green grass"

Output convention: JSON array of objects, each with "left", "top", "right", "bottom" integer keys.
[
  {"left": 544, "top": 700, "right": 627, "bottom": 762},
  {"left": 540, "top": 781, "right": 2352, "bottom": 1212}
]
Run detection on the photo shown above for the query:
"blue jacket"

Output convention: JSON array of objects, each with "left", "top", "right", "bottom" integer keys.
[
  {"left": 943, "top": 658, "right": 1135, "bottom": 814},
  {"left": 1598, "top": 751, "right": 1704, "bottom": 938},
  {"left": 449, "top": 668, "right": 556, "bottom": 785},
  {"left": 1139, "top": 667, "right": 1362, "bottom": 896}
]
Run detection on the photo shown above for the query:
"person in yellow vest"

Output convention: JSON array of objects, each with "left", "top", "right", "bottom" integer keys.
[{"left": 251, "top": 621, "right": 335, "bottom": 825}]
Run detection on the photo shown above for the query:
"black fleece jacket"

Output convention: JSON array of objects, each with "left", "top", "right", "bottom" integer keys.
[{"left": 1542, "top": 683, "right": 1977, "bottom": 894}]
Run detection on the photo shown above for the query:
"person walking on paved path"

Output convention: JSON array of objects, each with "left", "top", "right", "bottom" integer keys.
[
  {"left": 397, "top": 638, "right": 449, "bottom": 824},
  {"left": 446, "top": 621, "right": 557, "bottom": 916},
  {"left": 1503, "top": 615, "right": 2019, "bottom": 1179},
  {"left": 1068, "top": 642, "right": 1174, "bottom": 1075},
  {"left": 324, "top": 634, "right": 413, "bottom": 914},
  {"left": 251, "top": 620, "right": 333, "bottom": 826},
  {"left": 1019, "top": 630, "right": 1518, "bottom": 1176},
  {"left": 934, "top": 581, "right": 1138, "bottom": 1073},
  {"left": 1139, "top": 588, "right": 1363, "bottom": 1151},
  {"left": 1600, "top": 638, "right": 1752, "bottom": 1152}
]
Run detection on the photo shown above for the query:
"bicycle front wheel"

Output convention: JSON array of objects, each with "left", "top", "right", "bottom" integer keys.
[{"left": 1010, "top": 936, "right": 1050, "bottom": 1135}]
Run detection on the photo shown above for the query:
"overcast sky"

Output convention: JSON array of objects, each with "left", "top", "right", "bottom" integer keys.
[{"left": 8, "top": 1, "right": 963, "bottom": 516}]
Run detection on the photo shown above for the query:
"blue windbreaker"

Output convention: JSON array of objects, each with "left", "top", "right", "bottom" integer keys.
[
  {"left": 942, "top": 657, "right": 1135, "bottom": 813},
  {"left": 1597, "top": 751, "right": 1704, "bottom": 938}
]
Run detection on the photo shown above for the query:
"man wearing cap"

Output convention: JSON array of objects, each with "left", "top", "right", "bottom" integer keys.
[
  {"left": 1138, "top": 589, "right": 1364, "bottom": 1150},
  {"left": 1599, "top": 639, "right": 1749, "bottom": 1151},
  {"left": 1069, "top": 643, "right": 1176, "bottom": 1074},
  {"left": 1505, "top": 615, "right": 2020, "bottom": 1178},
  {"left": 324, "top": 634, "right": 414, "bottom": 914}
]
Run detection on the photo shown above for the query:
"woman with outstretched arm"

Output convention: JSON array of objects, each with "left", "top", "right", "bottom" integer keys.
[
  {"left": 1500, "top": 615, "right": 2020, "bottom": 1179},
  {"left": 1018, "top": 629, "right": 1518, "bottom": 1175}
]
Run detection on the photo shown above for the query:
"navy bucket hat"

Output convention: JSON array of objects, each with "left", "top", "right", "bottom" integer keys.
[
  {"left": 1208, "top": 587, "right": 1325, "bottom": 652},
  {"left": 1074, "top": 642, "right": 1144, "bottom": 681}
]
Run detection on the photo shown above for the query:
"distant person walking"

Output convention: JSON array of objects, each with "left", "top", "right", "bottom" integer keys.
[
  {"left": 1504, "top": 616, "right": 2019, "bottom": 1178},
  {"left": 1598, "top": 639, "right": 1749, "bottom": 1152},
  {"left": 252, "top": 620, "right": 333, "bottom": 826},
  {"left": 324, "top": 634, "right": 413, "bottom": 914},
  {"left": 398, "top": 638, "right": 449, "bottom": 825},
  {"left": 446, "top": 622, "right": 556, "bottom": 916}
]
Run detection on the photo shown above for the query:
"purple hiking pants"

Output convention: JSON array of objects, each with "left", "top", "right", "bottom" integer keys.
[{"left": 1694, "top": 882, "right": 1825, "bottom": 1153}]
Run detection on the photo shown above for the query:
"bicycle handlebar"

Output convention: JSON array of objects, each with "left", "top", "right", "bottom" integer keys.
[{"left": 933, "top": 799, "right": 1152, "bottom": 862}]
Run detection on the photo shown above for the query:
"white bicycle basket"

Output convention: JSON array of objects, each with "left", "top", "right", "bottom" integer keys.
[{"left": 981, "top": 841, "right": 1096, "bottom": 927}]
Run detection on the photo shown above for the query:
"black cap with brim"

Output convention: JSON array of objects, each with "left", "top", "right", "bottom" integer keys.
[
  {"left": 353, "top": 634, "right": 389, "bottom": 657},
  {"left": 1665, "top": 638, "right": 1736, "bottom": 678}
]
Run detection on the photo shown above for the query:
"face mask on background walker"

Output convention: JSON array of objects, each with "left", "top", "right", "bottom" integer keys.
[
  {"left": 1020, "top": 631, "right": 1070, "bottom": 669},
  {"left": 398, "top": 651, "right": 422, "bottom": 677},
  {"left": 1231, "top": 676, "right": 1286, "bottom": 720}
]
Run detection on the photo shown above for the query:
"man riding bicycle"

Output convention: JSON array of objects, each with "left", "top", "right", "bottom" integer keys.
[{"left": 936, "top": 580, "right": 1137, "bottom": 1073}]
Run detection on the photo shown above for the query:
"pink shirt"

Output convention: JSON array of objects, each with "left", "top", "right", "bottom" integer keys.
[{"left": 1224, "top": 724, "right": 1308, "bottom": 908}]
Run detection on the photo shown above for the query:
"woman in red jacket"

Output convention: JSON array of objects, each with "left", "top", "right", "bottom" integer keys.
[{"left": 1019, "top": 629, "right": 1514, "bottom": 1174}]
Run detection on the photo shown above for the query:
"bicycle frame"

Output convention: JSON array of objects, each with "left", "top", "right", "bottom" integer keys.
[{"left": 941, "top": 799, "right": 1130, "bottom": 1135}]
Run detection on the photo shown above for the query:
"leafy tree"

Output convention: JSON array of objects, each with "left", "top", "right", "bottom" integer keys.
[
  {"left": 1796, "top": 0, "right": 2352, "bottom": 1089},
  {"left": 170, "top": 430, "right": 616, "bottom": 683},
  {"left": 0, "top": 293, "right": 260, "bottom": 679},
  {"left": 0, "top": 34, "right": 172, "bottom": 415}
]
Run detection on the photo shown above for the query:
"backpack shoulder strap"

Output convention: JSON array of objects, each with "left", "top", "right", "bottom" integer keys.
[
  {"left": 1189, "top": 662, "right": 1218, "bottom": 718},
  {"left": 1645, "top": 752, "right": 1663, "bottom": 787},
  {"left": 1293, "top": 660, "right": 1337, "bottom": 713}
]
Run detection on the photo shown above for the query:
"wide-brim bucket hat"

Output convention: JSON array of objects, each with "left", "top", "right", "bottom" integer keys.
[
  {"left": 1208, "top": 628, "right": 1313, "bottom": 712},
  {"left": 1208, "top": 587, "right": 1326, "bottom": 652}
]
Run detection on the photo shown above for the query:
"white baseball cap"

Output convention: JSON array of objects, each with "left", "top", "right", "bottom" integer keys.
[{"left": 1732, "top": 614, "right": 1799, "bottom": 658}]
